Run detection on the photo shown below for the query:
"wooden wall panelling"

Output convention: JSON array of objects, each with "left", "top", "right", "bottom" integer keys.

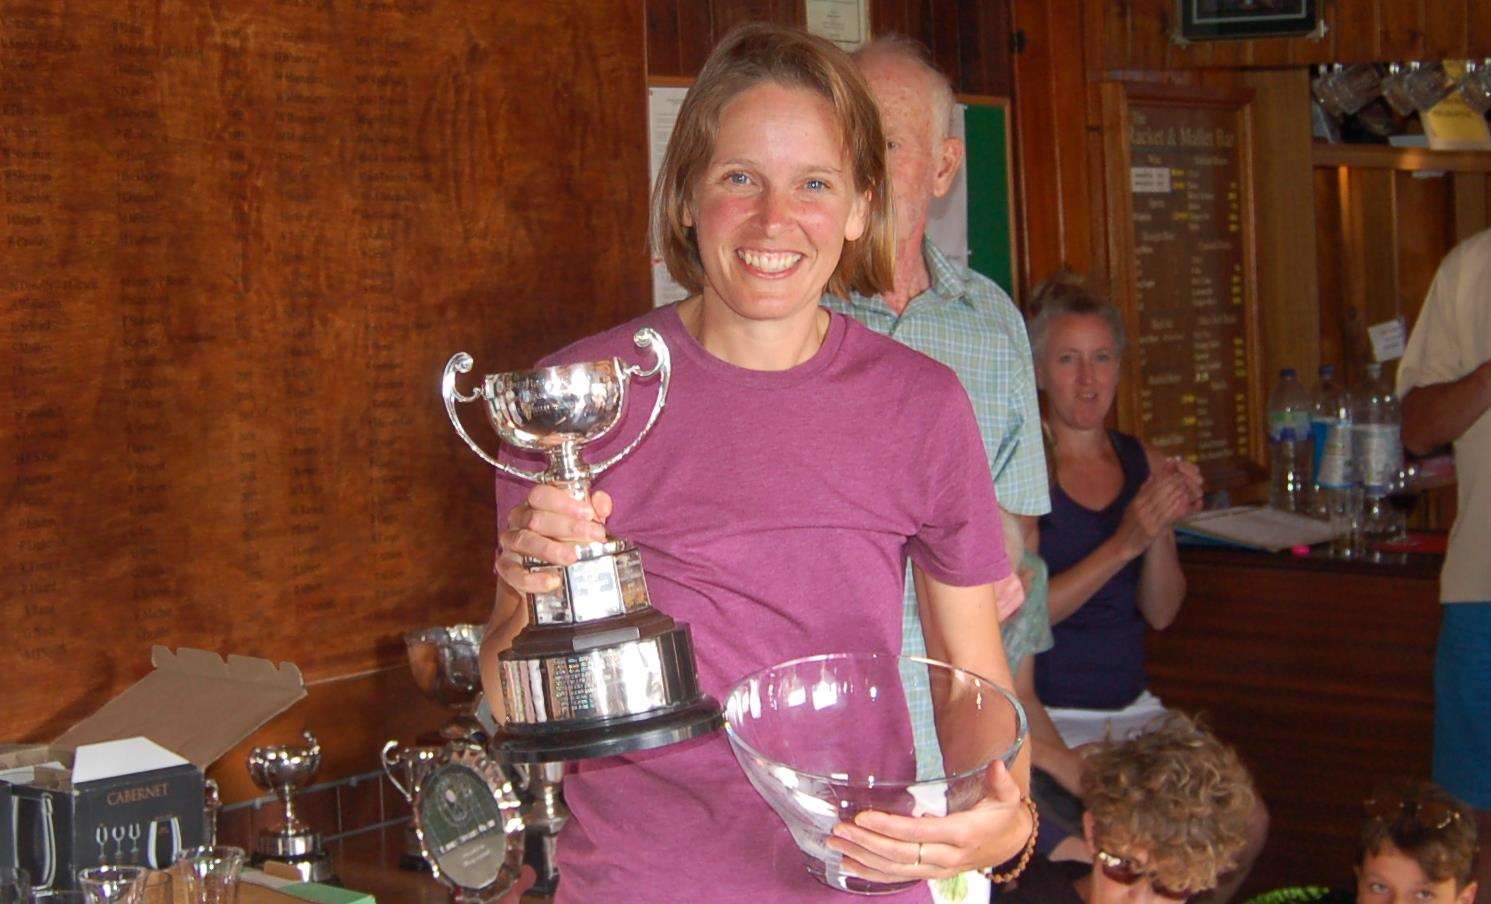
[
  {"left": 1378, "top": 2, "right": 1426, "bottom": 60},
  {"left": 1454, "top": 173, "right": 1490, "bottom": 240},
  {"left": 1425, "top": 0, "right": 1472, "bottom": 60},
  {"left": 1126, "top": 0, "right": 1174, "bottom": 71},
  {"left": 644, "top": 0, "right": 802, "bottom": 79},
  {"left": 1394, "top": 172, "right": 1455, "bottom": 341},
  {"left": 1242, "top": 69, "right": 1321, "bottom": 383},
  {"left": 1337, "top": 168, "right": 1399, "bottom": 387},
  {"left": 1149, "top": 553, "right": 1440, "bottom": 890},
  {"left": 1092, "top": 0, "right": 1491, "bottom": 69},
  {"left": 1010, "top": 0, "right": 1095, "bottom": 290},
  {"left": 1330, "top": 0, "right": 1380, "bottom": 62},
  {"left": 1084, "top": 0, "right": 1125, "bottom": 75},
  {"left": 1314, "top": 168, "right": 1348, "bottom": 372},
  {"left": 1474, "top": 1, "right": 1491, "bottom": 54},
  {"left": 956, "top": 2, "right": 1012, "bottom": 96},
  {"left": 646, "top": 0, "right": 684, "bottom": 74},
  {"left": 1, "top": 0, "right": 651, "bottom": 757}
]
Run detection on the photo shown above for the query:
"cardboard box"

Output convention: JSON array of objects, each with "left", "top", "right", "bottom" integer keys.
[{"left": 0, "top": 647, "right": 305, "bottom": 893}]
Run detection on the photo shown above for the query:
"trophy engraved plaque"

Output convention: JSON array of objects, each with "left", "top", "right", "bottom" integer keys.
[
  {"left": 410, "top": 743, "right": 525, "bottom": 904},
  {"left": 405, "top": 624, "right": 487, "bottom": 743},
  {"left": 246, "top": 732, "right": 335, "bottom": 883},
  {"left": 441, "top": 328, "right": 722, "bottom": 762}
]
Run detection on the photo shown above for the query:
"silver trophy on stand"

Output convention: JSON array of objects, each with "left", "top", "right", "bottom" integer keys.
[
  {"left": 247, "top": 732, "right": 335, "bottom": 883},
  {"left": 441, "top": 328, "right": 722, "bottom": 763},
  {"left": 404, "top": 624, "right": 487, "bottom": 743},
  {"left": 381, "top": 741, "right": 443, "bottom": 871}
]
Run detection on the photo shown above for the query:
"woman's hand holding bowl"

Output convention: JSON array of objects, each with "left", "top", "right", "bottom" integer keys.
[{"left": 826, "top": 761, "right": 1032, "bottom": 884}]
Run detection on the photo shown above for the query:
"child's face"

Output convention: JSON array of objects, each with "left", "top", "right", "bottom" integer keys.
[{"left": 1356, "top": 842, "right": 1477, "bottom": 904}]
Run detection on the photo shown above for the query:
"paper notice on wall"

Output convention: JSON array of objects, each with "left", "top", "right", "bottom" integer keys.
[
  {"left": 925, "top": 104, "right": 970, "bottom": 270},
  {"left": 648, "top": 85, "right": 691, "bottom": 307},
  {"left": 1368, "top": 317, "right": 1407, "bottom": 362},
  {"left": 1131, "top": 166, "right": 1172, "bottom": 194}
]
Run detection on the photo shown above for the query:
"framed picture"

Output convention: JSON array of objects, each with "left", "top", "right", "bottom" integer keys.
[{"left": 1177, "top": 0, "right": 1319, "bottom": 41}]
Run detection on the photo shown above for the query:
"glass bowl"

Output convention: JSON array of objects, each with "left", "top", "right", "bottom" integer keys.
[{"left": 723, "top": 653, "right": 1026, "bottom": 895}]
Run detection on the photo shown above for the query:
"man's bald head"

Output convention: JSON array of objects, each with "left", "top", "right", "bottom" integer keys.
[{"left": 852, "top": 35, "right": 955, "bottom": 148}]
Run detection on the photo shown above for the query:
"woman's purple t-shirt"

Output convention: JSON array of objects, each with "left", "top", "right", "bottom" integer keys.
[{"left": 494, "top": 305, "right": 1008, "bottom": 902}]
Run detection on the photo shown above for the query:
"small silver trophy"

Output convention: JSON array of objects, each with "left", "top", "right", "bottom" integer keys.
[
  {"left": 442, "top": 328, "right": 722, "bottom": 762},
  {"left": 381, "top": 740, "right": 442, "bottom": 871},
  {"left": 404, "top": 624, "right": 486, "bottom": 742},
  {"left": 247, "top": 732, "right": 335, "bottom": 883}
]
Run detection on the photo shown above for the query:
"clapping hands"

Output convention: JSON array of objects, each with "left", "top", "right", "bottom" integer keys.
[{"left": 1116, "top": 457, "right": 1203, "bottom": 558}]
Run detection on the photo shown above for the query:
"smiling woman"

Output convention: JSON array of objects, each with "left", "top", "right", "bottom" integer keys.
[{"left": 477, "top": 21, "right": 1038, "bottom": 904}]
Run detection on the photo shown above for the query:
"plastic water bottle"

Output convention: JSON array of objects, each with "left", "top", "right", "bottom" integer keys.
[
  {"left": 1310, "top": 365, "right": 1354, "bottom": 508},
  {"left": 1354, "top": 362, "right": 1403, "bottom": 540},
  {"left": 1311, "top": 364, "right": 1362, "bottom": 554},
  {"left": 1267, "top": 368, "right": 1314, "bottom": 512}
]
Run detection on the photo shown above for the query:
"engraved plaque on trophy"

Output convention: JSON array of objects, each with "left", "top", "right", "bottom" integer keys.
[
  {"left": 441, "top": 328, "right": 722, "bottom": 762},
  {"left": 410, "top": 743, "right": 526, "bottom": 904}
]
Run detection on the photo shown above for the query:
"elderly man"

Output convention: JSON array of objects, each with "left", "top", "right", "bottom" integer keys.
[
  {"left": 1399, "top": 227, "right": 1491, "bottom": 901},
  {"left": 823, "top": 34, "right": 1052, "bottom": 777}
]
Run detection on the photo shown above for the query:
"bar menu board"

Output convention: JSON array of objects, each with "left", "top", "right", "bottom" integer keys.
[
  {"left": 0, "top": 1, "right": 648, "bottom": 740},
  {"left": 1102, "top": 84, "right": 1264, "bottom": 488}
]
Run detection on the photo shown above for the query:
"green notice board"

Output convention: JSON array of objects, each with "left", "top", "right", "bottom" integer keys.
[{"left": 963, "top": 100, "right": 1015, "bottom": 297}]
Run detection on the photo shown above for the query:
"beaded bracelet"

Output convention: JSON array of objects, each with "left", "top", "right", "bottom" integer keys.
[{"left": 980, "top": 796, "right": 1039, "bottom": 885}]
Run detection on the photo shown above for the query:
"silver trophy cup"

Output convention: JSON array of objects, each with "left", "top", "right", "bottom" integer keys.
[
  {"left": 405, "top": 624, "right": 486, "bottom": 742},
  {"left": 381, "top": 740, "right": 443, "bottom": 871},
  {"left": 442, "top": 328, "right": 722, "bottom": 762},
  {"left": 247, "top": 732, "right": 335, "bottom": 882}
]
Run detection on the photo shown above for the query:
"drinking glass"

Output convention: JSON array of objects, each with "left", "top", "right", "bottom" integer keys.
[
  {"left": 1382, "top": 61, "right": 1460, "bottom": 114},
  {"left": 1459, "top": 59, "right": 1491, "bottom": 114},
  {"left": 724, "top": 653, "right": 1027, "bottom": 895},
  {"left": 1312, "top": 63, "right": 1383, "bottom": 117},
  {"left": 0, "top": 867, "right": 28, "bottom": 904},
  {"left": 75, "top": 866, "right": 147, "bottom": 903},
  {"left": 175, "top": 846, "right": 244, "bottom": 904}
]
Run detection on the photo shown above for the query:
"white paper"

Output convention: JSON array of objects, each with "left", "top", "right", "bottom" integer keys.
[
  {"left": 925, "top": 105, "right": 970, "bottom": 270},
  {"left": 1131, "top": 166, "right": 1172, "bottom": 194},
  {"left": 647, "top": 86, "right": 691, "bottom": 308},
  {"left": 1368, "top": 317, "right": 1406, "bottom": 362},
  {"left": 1178, "top": 506, "right": 1342, "bottom": 552},
  {"left": 804, "top": 0, "right": 869, "bottom": 50},
  {"left": 70, "top": 737, "right": 188, "bottom": 784}
]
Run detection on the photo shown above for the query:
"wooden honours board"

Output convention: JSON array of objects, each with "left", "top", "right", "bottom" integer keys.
[
  {"left": 1102, "top": 83, "right": 1266, "bottom": 489},
  {"left": 0, "top": 1, "right": 649, "bottom": 740}
]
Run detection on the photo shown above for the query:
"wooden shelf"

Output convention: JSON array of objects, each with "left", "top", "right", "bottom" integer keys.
[{"left": 1312, "top": 142, "right": 1491, "bottom": 172}]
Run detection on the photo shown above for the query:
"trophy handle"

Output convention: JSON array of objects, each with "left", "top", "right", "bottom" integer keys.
[
  {"left": 442, "top": 353, "right": 548, "bottom": 483},
  {"left": 588, "top": 328, "right": 671, "bottom": 478},
  {"left": 381, "top": 741, "right": 412, "bottom": 801}
]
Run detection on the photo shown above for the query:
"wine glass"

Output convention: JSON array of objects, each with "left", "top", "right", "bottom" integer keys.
[
  {"left": 1383, "top": 462, "right": 1420, "bottom": 543},
  {"left": 75, "top": 866, "right": 147, "bottom": 903}
]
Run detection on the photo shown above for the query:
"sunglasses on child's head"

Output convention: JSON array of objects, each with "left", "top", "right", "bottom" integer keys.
[
  {"left": 1364, "top": 791, "right": 1460, "bottom": 832},
  {"left": 1095, "top": 848, "right": 1197, "bottom": 900}
]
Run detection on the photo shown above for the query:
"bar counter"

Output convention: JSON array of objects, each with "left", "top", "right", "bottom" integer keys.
[{"left": 1152, "top": 544, "right": 1444, "bottom": 891}]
